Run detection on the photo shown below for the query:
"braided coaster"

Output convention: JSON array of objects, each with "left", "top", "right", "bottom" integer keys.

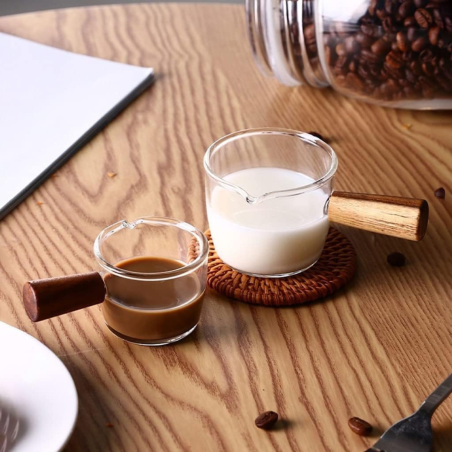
[{"left": 201, "top": 228, "right": 356, "bottom": 307}]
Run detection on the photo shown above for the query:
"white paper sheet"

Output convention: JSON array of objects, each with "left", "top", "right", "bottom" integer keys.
[{"left": 0, "top": 32, "right": 154, "bottom": 218}]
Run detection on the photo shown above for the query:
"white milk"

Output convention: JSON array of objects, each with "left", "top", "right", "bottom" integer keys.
[{"left": 207, "top": 167, "right": 330, "bottom": 275}]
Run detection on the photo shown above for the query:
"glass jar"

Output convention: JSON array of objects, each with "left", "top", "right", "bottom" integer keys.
[{"left": 246, "top": 0, "right": 452, "bottom": 109}]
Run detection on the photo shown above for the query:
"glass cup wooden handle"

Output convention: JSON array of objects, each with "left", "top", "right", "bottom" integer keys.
[
  {"left": 328, "top": 191, "right": 429, "bottom": 241},
  {"left": 23, "top": 272, "right": 106, "bottom": 322}
]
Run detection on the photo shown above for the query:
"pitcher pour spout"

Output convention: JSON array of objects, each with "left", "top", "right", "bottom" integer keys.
[
  {"left": 235, "top": 188, "right": 295, "bottom": 205},
  {"left": 122, "top": 220, "right": 137, "bottom": 229},
  {"left": 245, "top": 194, "right": 259, "bottom": 205},
  {"left": 217, "top": 178, "right": 261, "bottom": 205}
]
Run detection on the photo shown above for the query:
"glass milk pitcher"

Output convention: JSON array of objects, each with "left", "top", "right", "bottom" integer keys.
[
  {"left": 204, "top": 128, "right": 428, "bottom": 278},
  {"left": 204, "top": 128, "right": 337, "bottom": 277}
]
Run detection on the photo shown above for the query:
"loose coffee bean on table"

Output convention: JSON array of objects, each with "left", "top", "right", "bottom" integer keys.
[
  {"left": 324, "top": 0, "right": 452, "bottom": 103},
  {"left": 434, "top": 187, "right": 446, "bottom": 199},
  {"left": 255, "top": 411, "right": 279, "bottom": 430},
  {"left": 387, "top": 252, "right": 406, "bottom": 267},
  {"left": 348, "top": 417, "right": 373, "bottom": 436}
]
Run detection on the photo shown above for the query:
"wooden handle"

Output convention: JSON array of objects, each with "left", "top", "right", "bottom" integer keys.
[
  {"left": 23, "top": 272, "right": 106, "bottom": 322},
  {"left": 328, "top": 191, "right": 429, "bottom": 241}
]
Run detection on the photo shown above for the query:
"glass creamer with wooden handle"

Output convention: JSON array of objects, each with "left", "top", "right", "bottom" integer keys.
[{"left": 204, "top": 128, "right": 428, "bottom": 277}]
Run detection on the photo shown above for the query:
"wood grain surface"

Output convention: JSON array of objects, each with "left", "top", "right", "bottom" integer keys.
[{"left": 0, "top": 4, "right": 451, "bottom": 451}]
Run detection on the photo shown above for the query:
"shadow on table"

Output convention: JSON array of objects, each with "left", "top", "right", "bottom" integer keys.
[
  {"left": 433, "top": 425, "right": 452, "bottom": 450},
  {"left": 272, "top": 418, "right": 297, "bottom": 432}
]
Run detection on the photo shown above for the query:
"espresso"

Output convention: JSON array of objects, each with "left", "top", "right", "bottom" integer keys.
[{"left": 103, "top": 257, "right": 205, "bottom": 343}]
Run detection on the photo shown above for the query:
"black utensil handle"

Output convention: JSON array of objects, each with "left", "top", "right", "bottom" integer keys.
[{"left": 419, "top": 373, "right": 452, "bottom": 415}]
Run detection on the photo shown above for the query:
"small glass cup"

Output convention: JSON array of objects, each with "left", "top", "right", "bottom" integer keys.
[
  {"left": 93, "top": 217, "right": 208, "bottom": 346},
  {"left": 204, "top": 128, "right": 338, "bottom": 278}
]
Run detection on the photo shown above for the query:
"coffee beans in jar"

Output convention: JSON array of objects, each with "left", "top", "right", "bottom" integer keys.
[
  {"left": 325, "top": 0, "right": 452, "bottom": 107},
  {"left": 246, "top": 0, "right": 452, "bottom": 109}
]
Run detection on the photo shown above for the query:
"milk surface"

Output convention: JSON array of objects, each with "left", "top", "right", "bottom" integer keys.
[{"left": 207, "top": 167, "right": 330, "bottom": 275}]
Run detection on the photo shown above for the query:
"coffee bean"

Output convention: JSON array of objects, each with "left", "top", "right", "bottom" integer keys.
[
  {"left": 386, "top": 50, "right": 405, "bottom": 68},
  {"left": 361, "top": 49, "right": 384, "bottom": 63},
  {"left": 348, "top": 417, "right": 373, "bottom": 436},
  {"left": 399, "top": 1, "right": 414, "bottom": 18},
  {"left": 372, "top": 37, "right": 392, "bottom": 54},
  {"left": 404, "top": 16, "right": 417, "bottom": 26},
  {"left": 428, "top": 25, "right": 441, "bottom": 45},
  {"left": 412, "top": 36, "right": 428, "bottom": 51},
  {"left": 415, "top": 8, "right": 433, "bottom": 28},
  {"left": 434, "top": 187, "right": 446, "bottom": 198},
  {"left": 407, "top": 27, "right": 420, "bottom": 42},
  {"left": 356, "top": 31, "right": 374, "bottom": 48},
  {"left": 420, "top": 48, "right": 434, "bottom": 62},
  {"left": 387, "top": 252, "right": 406, "bottom": 267},
  {"left": 346, "top": 72, "right": 365, "bottom": 89},
  {"left": 433, "top": 8, "right": 444, "bottom": 28},
  {"left": 255, "top": 411, "right": 278, "bottom": 430},
  {"left": 397, "top": 32, "right": 410, "bottom": 51},
  {"left": 414, "top": 0, "right": 426, "bottom": 7}
]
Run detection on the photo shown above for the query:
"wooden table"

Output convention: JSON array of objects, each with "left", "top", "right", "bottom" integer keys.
[{"left": 1, "top": 4, "right": 451, "bottom": 451}]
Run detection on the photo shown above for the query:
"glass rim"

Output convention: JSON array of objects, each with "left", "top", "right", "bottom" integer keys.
[
  {"left": 203, "top": 127, "right": 338, "bottom": 203},
  {"left": 93, "top": 217, "right": 208, "bottom": 281}
]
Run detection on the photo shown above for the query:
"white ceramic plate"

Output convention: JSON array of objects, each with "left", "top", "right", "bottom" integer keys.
[{"left": 0, "top": 322, "right": 78, "bottom": 452}]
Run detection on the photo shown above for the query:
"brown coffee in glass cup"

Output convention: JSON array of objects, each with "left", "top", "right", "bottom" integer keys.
[{"left": 23, "top": 217, "right": 208, "bottom": 346}]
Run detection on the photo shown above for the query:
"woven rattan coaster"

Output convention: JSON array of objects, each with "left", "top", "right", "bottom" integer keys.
[{"left": 202, "top": 228, "right": 356, "bottom": 307}]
